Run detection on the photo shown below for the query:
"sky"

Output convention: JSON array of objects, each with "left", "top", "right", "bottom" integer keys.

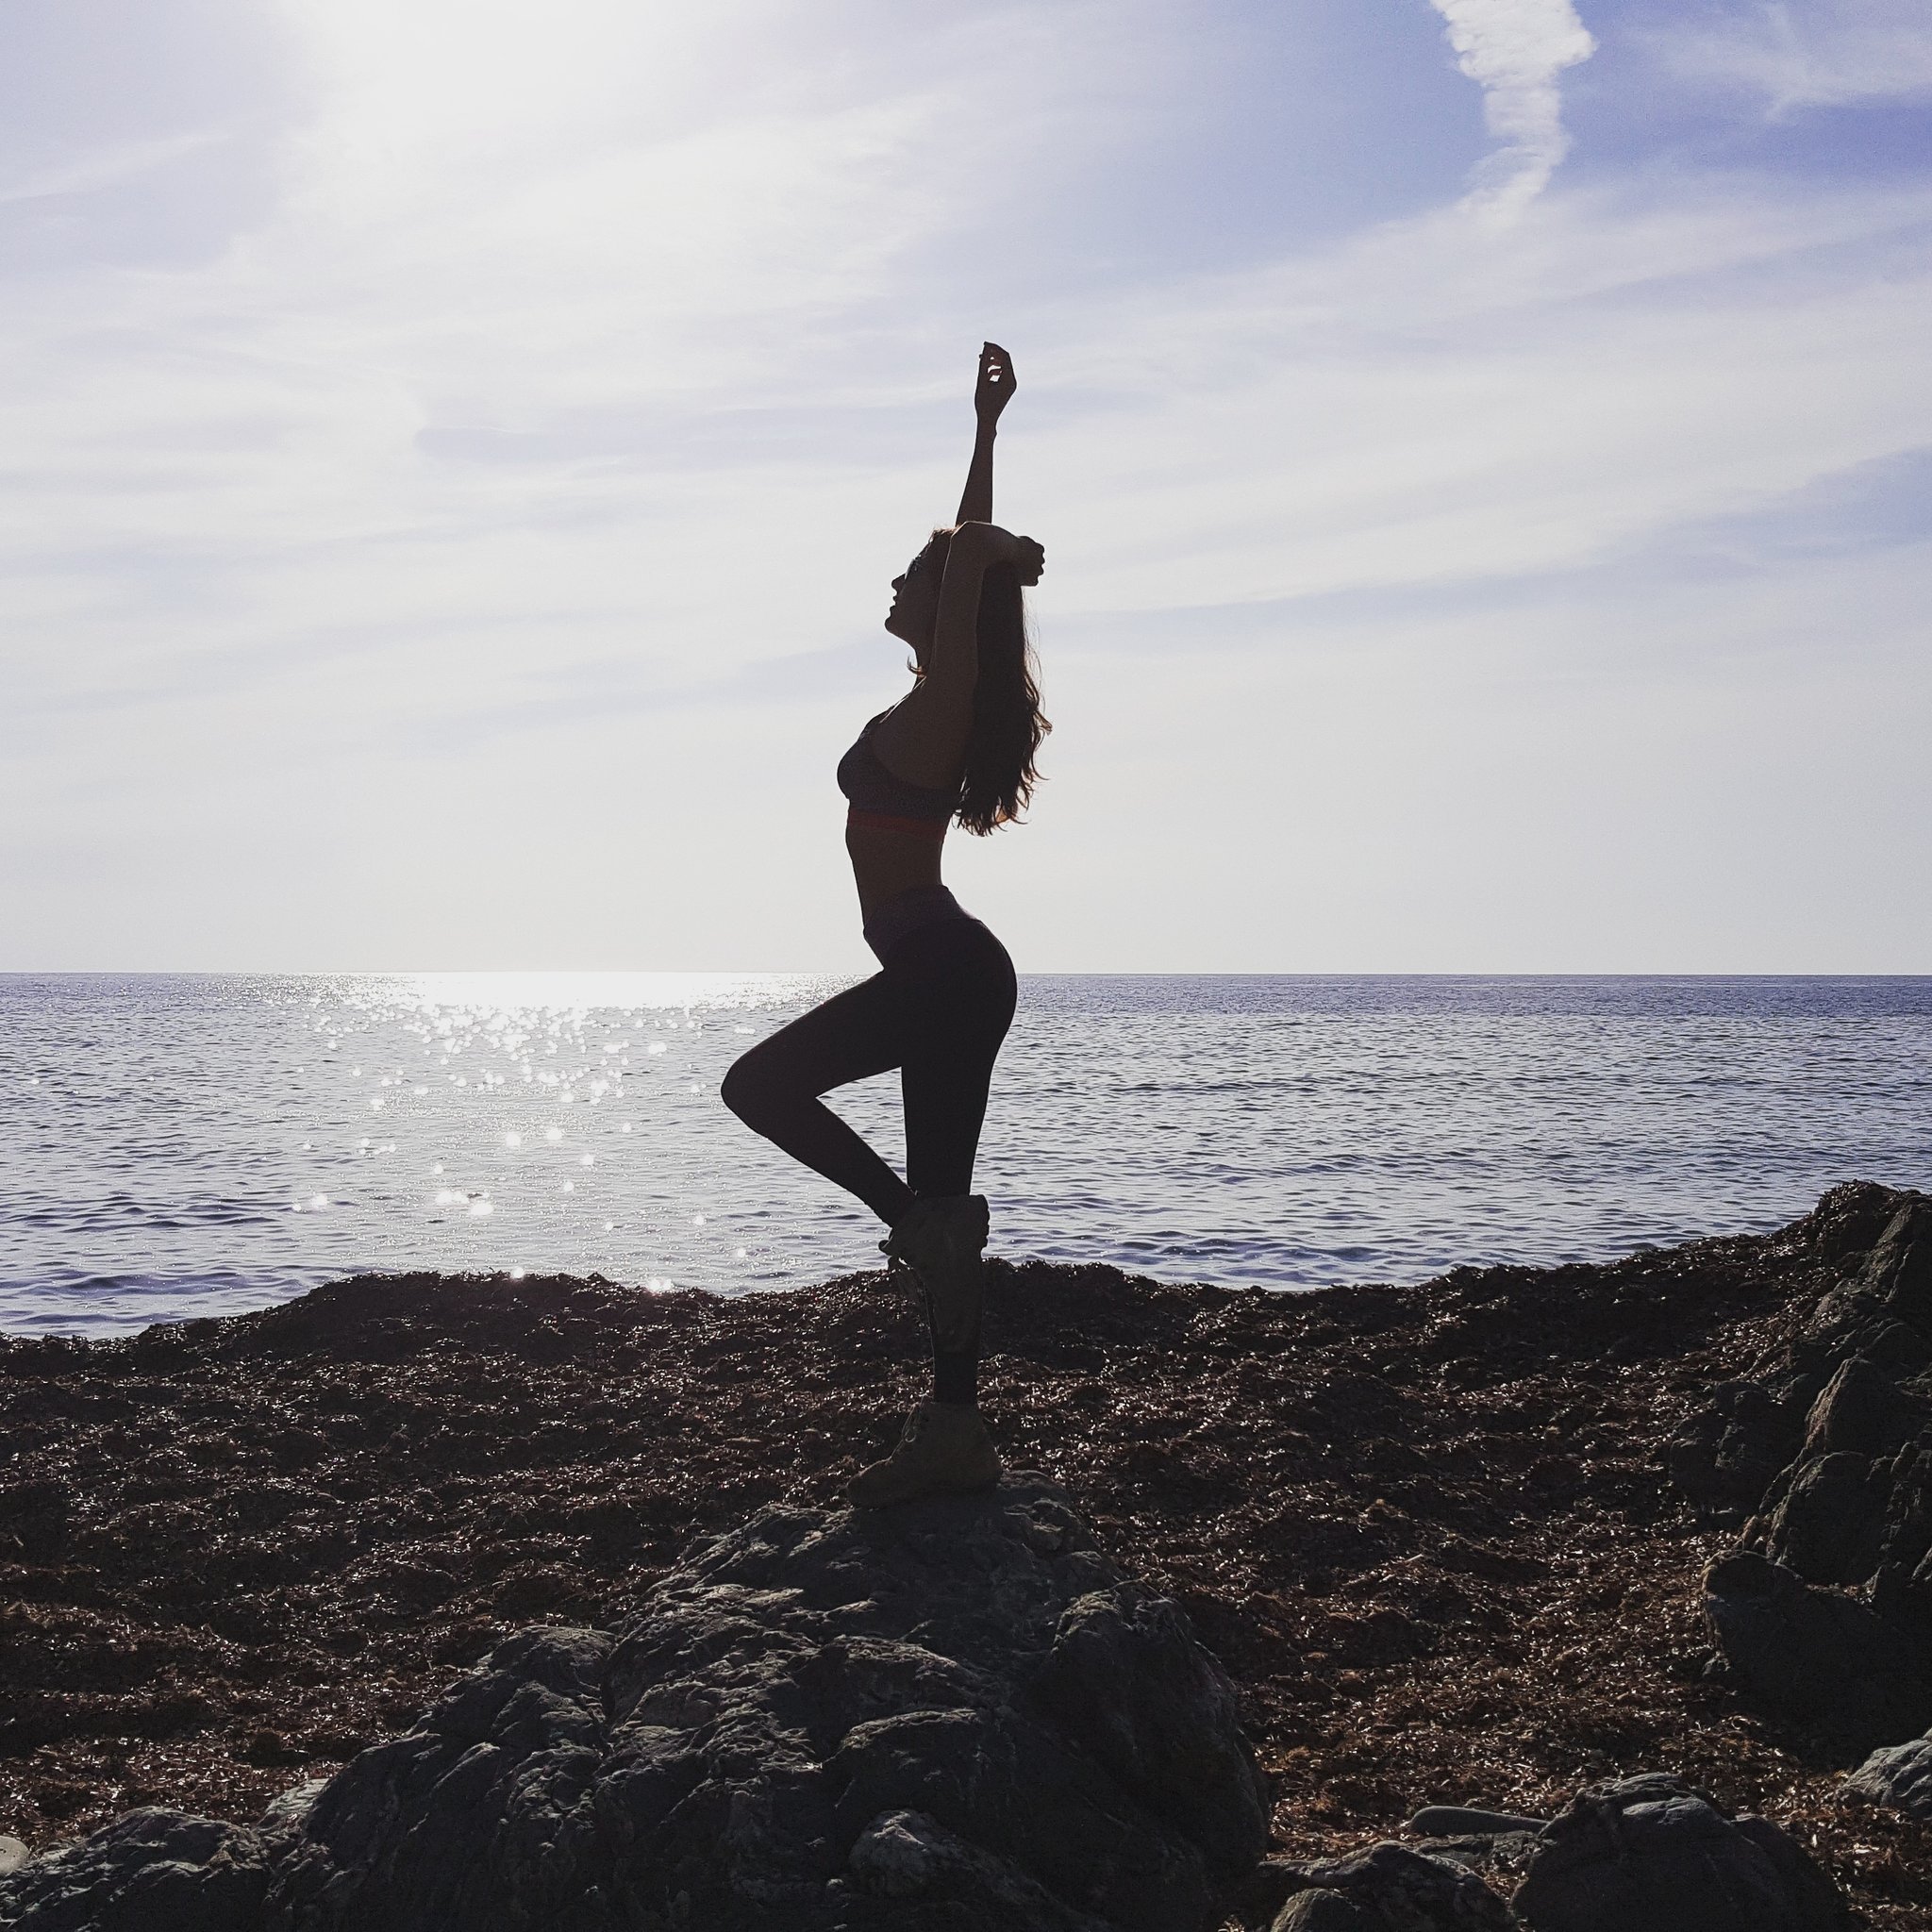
[{"left": 2, "top": 0, "right": 1928, "bottom": 974}]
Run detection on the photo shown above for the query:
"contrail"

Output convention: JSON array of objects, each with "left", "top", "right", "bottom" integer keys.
[{"left": 1429, "top": 0, "right": 1597, "bottom": 221}]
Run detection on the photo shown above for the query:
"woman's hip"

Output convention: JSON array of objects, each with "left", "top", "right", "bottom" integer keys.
[{"left": 880, "top": 914, "right": 1016, "bottom": 1034}]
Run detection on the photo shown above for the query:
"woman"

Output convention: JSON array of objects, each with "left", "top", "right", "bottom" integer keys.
[{"left": 722, "top": 341, "right": 1046, "bottom": 1508}]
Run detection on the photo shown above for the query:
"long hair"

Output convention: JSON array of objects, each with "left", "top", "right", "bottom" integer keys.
[{"left": 917, "top": 529, "right": 1049, "bottom": 835}]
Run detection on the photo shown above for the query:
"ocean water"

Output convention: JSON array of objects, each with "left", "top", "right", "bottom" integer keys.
[{"left": 1, "top": 974, "right": 1928, "bottom": 1337}]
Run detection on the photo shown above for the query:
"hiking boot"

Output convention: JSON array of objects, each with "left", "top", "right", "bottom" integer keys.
[
  {"left": 846, "top": 1399, "right": 1001, "bottom": 1507},
  {"left": 879, "top": 1194, "right": 989, "bottom": 1355}
]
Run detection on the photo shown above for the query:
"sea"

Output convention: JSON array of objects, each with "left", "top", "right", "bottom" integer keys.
[{"left": 2, "top": 974, "right": 1928, "bottom": 1337}]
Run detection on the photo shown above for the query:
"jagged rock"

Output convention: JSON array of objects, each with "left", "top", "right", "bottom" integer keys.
[
  {"left": 1798, "top": 1198, "right": 1932, "bottom": 1366},
  {"left": 0, "top": 1480, "right": 1266, "bottom": 1932},
  {"left": 1509, "top": 1773, "right": 1850, "bottom": 1931},
  {"left": 1667, "top": 1197, "right": 1932, "bottom": 1528},
  {"left": 0, "top": 1811, "right": 271, "bottom": 1932},
  {"left": 1841, "top": 1733, "right": 1932, "bottom": 1821},
  {"left": 1868, "top": 1442, "right": 1932, "bottom": 1635},
  {"left": 1262, "top": 1843, "right": 1513, "bottom": 1932},
  {"left": 1703, "top": 1549, "right": 1932, "bottom": 1756},
  {"left": 1801, "top": 1181, "right": 1914, "bottom": 1269},
  {"left": 1757, "top": 1451, "right": 1886, "bottom": 1586},
  {"left": 1660, "top": 1194, "right": 1932, "bottom": 1749},
  {"left": 1798, "top": 1357, "right": 1923, "bottom": 1462}
]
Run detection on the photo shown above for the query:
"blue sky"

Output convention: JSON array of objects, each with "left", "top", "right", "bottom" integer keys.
[{"left": 3, "top": 0, "right": 1929, "bottom": 971}]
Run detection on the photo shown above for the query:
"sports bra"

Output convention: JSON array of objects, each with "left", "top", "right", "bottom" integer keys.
[{"left": 838, "top": 710, "right": 960, "bottom": 840}]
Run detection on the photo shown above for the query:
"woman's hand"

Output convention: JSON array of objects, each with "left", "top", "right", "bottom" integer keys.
[
  {"left": 958, "top": 341, "right": 1016, "bottom": 522},
  {"left": 974, "top": 341, "right": 1017, "bottom": 425}
]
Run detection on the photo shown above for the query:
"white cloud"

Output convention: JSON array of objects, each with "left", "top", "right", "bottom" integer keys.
[
  {"left": 3, "top": 0, "right": 1930, "bottom": 969},
  {"left": 1427, "top": 0, "right": 1597, "bottom": 221},
  {"left": 1648, "top": 0, "right": 1932, "bottom": 113},
  {"left": 0, "top": 129, "right": 230, "bottom": 207},
  {"left": 1016, "top": 177, "right": 1932, "bottom": 616}
]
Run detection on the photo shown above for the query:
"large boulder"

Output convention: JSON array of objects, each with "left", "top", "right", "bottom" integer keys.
[
  {"left": 1662, "top": 1193, "right": 1932, "bottom": 1757},
  {"left": 0, "top": 1480, "right": 1269, "bottom": 1932},
  {"left": 1701, "top": 1550, "right": 1932, "bottom": 1757},
  {"left": 0, "top": 1812, "right": 272, "bottom": 1932},
  {"left": 1508, "top": 1773, "right": 1850, "bottom": 1932},
  {"left": 1841, "top": 1731, "right": 1932, "bottom": 1821}
]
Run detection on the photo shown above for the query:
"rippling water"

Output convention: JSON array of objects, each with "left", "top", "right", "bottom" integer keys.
[{"left": 2, "top": 974, "right": 1928, "bottom": 1335}]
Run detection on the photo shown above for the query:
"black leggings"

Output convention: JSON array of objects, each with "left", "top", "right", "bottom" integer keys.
[{"left": 721, "top": 919, "right": 1017, "bottom": 1225}]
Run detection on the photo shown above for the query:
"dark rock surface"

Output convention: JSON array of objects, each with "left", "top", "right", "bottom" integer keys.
[
  {"left": 1843, "top": 1732, "right": 1932, "bottom": 1822},
  {"left": 1263, "top": 1842, "right": 1513, "bottom": 1930},
  {"left": 1254, "top": 1773, "right": 1850, "bottom": 1932},
  {"left": 1667, "top": 1192, "right": 1932, "bottom": 1757},
  {"left": 0, "top": 1481, "right": 1267, "bottom": 1932},
  {"left": 1700, "top": 1548, "right": 1932, "bottom": 1749},
  {"left": 1508, "top": 1772, "right": 1849, "bottom": 1931},
  {"left": 0, "top": 1811, "right": 273, "bottom": 1932}
]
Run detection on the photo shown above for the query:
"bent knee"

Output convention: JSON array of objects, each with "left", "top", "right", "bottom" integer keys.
[{"left": 720, "top": 1053, "right": 773, "bottom": 1125}]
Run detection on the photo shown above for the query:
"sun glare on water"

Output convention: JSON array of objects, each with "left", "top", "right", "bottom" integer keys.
[{"left": 394, "top": 973, "right": 834, "bottom": 1016}]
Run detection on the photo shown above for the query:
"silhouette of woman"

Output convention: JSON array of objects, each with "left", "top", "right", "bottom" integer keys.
[{"left": 723, "top": 342, "right": 1046, "bottom": 1506}]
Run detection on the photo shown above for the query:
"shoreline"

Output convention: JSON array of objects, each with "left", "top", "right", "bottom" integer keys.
[{"left": 3, "top": 1185, "right": 1930, "bottom": 1923}]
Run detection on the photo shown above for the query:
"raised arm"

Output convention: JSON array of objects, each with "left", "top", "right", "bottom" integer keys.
[{"left": 956, "top": 341, "right": 1016, "bottom": 526}]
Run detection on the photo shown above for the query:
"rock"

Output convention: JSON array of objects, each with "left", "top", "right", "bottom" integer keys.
[
  {"left": 1798, "top": 1357, "right": 1922, "bottom": 1462},
  {"left": 1664, "top": 1201, "right": 1932, "bottom": 1537},
  {"left": 1757, "top": 1451, "right": 1886, "bottom": 1586},
  {"left": 0, "top": 1810, "right": 271, "bottom": 1932},
  {"left": 1663, "top": 1378, "right": 1806, "bottom": 1524},
  {"left": 1801, "top": 1198, "right": 1932, "bottom": 1360},
  {"left": 1408, "top": 1832, "right": 1542, "bottom": 1890},
  {"left": 1262, "top": 1843, "right": 1513, "bottom": 1932},
  {"left": 1407, "top": 1807, "right": 1546, "bottom": 1836},
  {"left": 1841, "top": 1733, "right": 1932, "bottom": 1820},
  {"left": 0, "top": 1480, "right": 1266, "bottom": 1932},
  {"left": 1800, "top": 1180, "right": 1913, "bottom": 1267},
  {"left": 843, "top": 1810, "right": 1110, "bottom": 1929},
  {"left": 1272, "top": 1889, "right": 1375, "bottom": 1930},
  {"left": 255, "top": 1786, "right": 326, "bottom": 1837},
  {"left": 1396, "top": 1808, "right": 1546, "bottom": 1895},
  {"left": 0, "top": 1840, "right": 28, "bottom": 1879},
  {"left": 1703, "top": 1549, "right": 1932, "bottom": 1756},
  {"left": 1510, "top": 1772, "right": 1850, "bottom": 1932},
  {"left": 1659, "top": 1194, "right": 1932, "bottom": 1749},
  {"left": 1024, "top": 1579, "right": 1265, "bottom": 1885},
  {"left": 1868, "top": 1443, "right": 1932, "bottom": 1638}
]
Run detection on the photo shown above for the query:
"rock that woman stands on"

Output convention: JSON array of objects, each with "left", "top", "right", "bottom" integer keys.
[{"left": 722, "top": 342, "right": 1047, "bottom": 1507}]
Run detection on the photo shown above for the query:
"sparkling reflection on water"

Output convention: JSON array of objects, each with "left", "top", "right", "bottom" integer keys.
[{"left": 2, "top": 973, "right": 1929, "bottom": 1334}]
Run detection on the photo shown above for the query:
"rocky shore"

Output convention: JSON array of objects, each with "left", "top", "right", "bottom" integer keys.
[{"left": 3, "top": 1183, "right": 1930, "bottom": 1926}]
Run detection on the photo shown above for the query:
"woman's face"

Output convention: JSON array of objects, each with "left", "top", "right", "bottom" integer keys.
[{"left": 884, "top": 541, "right": 944, "bottom": 655}]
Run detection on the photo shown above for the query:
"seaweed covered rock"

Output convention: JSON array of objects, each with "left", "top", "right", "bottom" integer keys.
[
  {"left": 1508, "top": 1773, "right": 1850, "bottom": 1932},
  {"left": 0, "top": 1480, "right": 1268, "bottom": 1932}
]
